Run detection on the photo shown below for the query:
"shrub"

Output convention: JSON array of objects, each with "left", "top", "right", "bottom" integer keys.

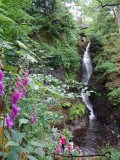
[
  {"left": 107, "top": 87, "right": 120, "bottom": 105},
  {"left": 95, "top": 61, "right": 119, "bottom": 74},
  {"left": 68, "top": 102, "right": 86, "bottom": 120}
]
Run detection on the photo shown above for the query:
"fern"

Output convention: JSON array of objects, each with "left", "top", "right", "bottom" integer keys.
[
  {"left": 68, "top": 102, "right": 86, "bottom": 120},
  {"left": 107, "top": 87, "right": 120, "bottom": 105},
  {"left": 0, "top": 13, "right": 15, "bottom": 23}
]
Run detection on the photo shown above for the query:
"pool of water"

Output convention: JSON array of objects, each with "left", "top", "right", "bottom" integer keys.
[{"left": 73, "top": 119, "right": 120, "bottom": 154}]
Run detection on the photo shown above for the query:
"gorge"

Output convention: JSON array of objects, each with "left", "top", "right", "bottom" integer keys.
[{"left": 73, "top": 41, "right": 120, "bottom": 155}]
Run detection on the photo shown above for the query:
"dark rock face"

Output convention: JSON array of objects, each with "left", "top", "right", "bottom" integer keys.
[
  {"left": 89, "top": 74, "right": 120, "bottom": 127},
  {"left": 67, "top": 116, "right": 89, "bottom": 132}
]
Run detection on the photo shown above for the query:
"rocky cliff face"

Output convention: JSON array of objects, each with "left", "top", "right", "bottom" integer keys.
[
  {"left": 90, "top": 73, "right": 120, "bottom": 126},
  {"left": 78, "top": 36, "right": 120, "bottom": 127},
  {"left": 90, "top": 78, "right": 120, "bottom": 126},
  {"left": 88, "top": 36, "right": 120, "bottom": 127}
]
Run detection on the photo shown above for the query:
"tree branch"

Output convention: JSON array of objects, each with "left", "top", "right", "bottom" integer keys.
[{"left": 97, "top": 0, "right": 120, "bottom": 8}]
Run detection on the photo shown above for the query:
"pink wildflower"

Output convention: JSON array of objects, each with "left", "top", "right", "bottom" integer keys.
[
  {"left": 0, "top": 81, "right": 4, "bottom": 95},
  {"left": 23, "top": 76, "right": 29, "bottom": 86},
  {"left": 25, "top": 69, "right": 29, "bottom": 76},
  {"left": 21, "top": 87, "right": 27, "bottom": 98},
  {"left": 22, "top": 87, "right": 27, "bottom": 94},
  {"left": 10, "top": 89, "right": 21, "bottom": 104},
  {"left": 11, "top": 110, "right": 18, "bottom": 118},
  {"left": 31, "top": 112, "right": 37, "bottom": 124},
  {"left": 6, "top": 115, "right": 14, "bottom": 128},
  {"left": 31, "top": 117, "right": 36, "bottom": 124},
  {"left": 15, "top": 81, "right": 22, "bottom": 88},
  {"left": 0, "top": 70, "right": 4, "bottom": 81},
  {"left": 12, "top": 104, "right": 21, "bottom": 114}
]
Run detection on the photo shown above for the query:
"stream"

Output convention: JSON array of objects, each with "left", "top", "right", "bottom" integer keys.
[
  {"left": 73, "top": 42, "right": 120, "bottom": 155},
  {"left": 73, "top": 119, "right": 120, "bottom": 154}
]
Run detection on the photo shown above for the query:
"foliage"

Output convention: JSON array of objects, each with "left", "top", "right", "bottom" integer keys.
[
  {"left": 31, "top": 0, "right": 75, "bottom": 37},
  {"left": 101, "top": 147, "right": 120, "bottom": 160},
  {"left": 68, "top": 102, "right": 86, "bottom": 120},
  {"left": 89, "top": 35, "right": 103, "bottom": 54},
  {"left": 41, "top": 39, "right": 80, "bottom": 73},
  {"left": 107, "top": 87, "right": 120, "bottom": 105},
  {"left": 95, "top": 61, "right": 119, "bottom": 74},
  {"left": 61, "top": 101, "right": 71, "bottom": 108}
]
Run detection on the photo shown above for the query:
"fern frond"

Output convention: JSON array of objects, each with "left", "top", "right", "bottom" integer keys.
[
  {"left": 0, "top": 13, "right": 15, "bottom": 23},
  {"left": 0, "top": 1, "right": 6, "bottom": 8}
]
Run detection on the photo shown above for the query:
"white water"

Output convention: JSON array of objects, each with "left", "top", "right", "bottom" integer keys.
[
  {"left": 82, "top": 42, "right": 92, "bottom": 86},
  {"left": 81, "top": 42, "right": 95, "bottom": 119}
]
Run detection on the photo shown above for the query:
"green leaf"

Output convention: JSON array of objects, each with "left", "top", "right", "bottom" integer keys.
[
  {"left": 19, "top": 118, "right": 28, "bottom": 128},
  {"left": 29, "top": 141, "right": 45, "bottom": 147},
  {"left": 26, "top": 54, "right": 37, "bottom": 63},
  {"left": 26, "top": 155, "right": 38, "bottom": 160},
  {"left": 17, "top": 40, "right": 28, "bottom": 49},
  {"left": 0, "top": 13, "right": 15, "bottom": 23},
  {"left": 6, "top": 151, "right": 19, "bottom": 160},
  {"left": 11, "top": 129, "right": 25, "bottom": 143},
  {"left": 1, "top": 40, "right": 13, "bottom": 49},
  {"left": 33, "top": 149, "right": 45, "bottom": 157},
  {"left": 4, "top": 141, "right": 19, "bottom": 148},
  {"left": 26, "top": 146, "right": 34, "bottom": 154},
  {"left": 16, "top": 51, "right": 23, "bottom": 54},
  {"left": 13, "top": 146, "right": 28, "bottom": 153},
  {"left": 4, "top": 129, "right": 11, "bottom": 140}
]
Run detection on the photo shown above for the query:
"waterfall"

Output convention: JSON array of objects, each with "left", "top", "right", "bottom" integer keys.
[{"left": 81, "top": 42, "right": 95, "bottom": 119}]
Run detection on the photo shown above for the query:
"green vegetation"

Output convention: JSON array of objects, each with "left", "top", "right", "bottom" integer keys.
[
  {"left": 0, "top": 0, "right": 84, "bottom": 159},
  {"left": 107, "top": 87, "right": 120, "bottom": 105},
  {"left": 0, "top": 0, "right": 120, "bottom": 159},
  {"left": 68, "top": 102, "right": 86, "bottom": 120},
  {"left": 78, "top": 0, "right": 120, "bottom": 106},
  {"left": 101, "top": 148, "right": 120, "bottom": 160}
]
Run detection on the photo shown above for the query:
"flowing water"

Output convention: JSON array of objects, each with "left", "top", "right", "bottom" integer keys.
[
  {"left": 73, "top": 42, "right": 120, "bottom": 155},
  {"left": 74, "top": 119, "right": 120, "bottom": 154}
]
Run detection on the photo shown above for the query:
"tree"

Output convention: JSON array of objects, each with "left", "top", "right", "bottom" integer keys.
[{"left": 96, "top": 0, "right": 120, "bottom": 33}]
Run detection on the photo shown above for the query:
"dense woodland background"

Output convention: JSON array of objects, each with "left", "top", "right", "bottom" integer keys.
[{"left": 0, "top": 0, "right": 120, "bottom": 159}]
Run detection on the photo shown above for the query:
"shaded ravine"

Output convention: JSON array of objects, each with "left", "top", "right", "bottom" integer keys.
[{"left": 73, "top": 42, "right": 120, "bottom": 154}]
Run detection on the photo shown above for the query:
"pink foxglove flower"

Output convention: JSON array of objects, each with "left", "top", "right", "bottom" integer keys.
[
  {"left": 6, "top": 68, "right": 30, "bottom": 128},
  {"left": 25, "top": 69, "right": 29, "bottom": 77},
  {"left": 22, "top": 87, "right": 27, "bottom": 94},
  {"left": 11, "top": 110, "right": 18, "bottom": 118},
  {"left": 12, "top": 104, "right": 21, "bottom": 114},
  {"left": 15, "top": 77, "right": 23, "bottom": 88},
  {"left": 6, "top": 115, "right": 14, "bottom": 128},
  {"left": 34, "top": 112, "right": 37, "bottom": 120},
  {"left": 31, "top": 117, "right": 36, "bottom": 124},
  {"left": 0, "top": 81, "right": 4, "bottom": 95},
  {"left": 15, "top": 81, "right": 22, "bottom": 88},
  {"left": 23, "top": 76, "right": 29, "bottom": 86},
  {"left": 11, "top": 89, "right": 21, "bottom": 104},
  {"left": 21, "top": 87, "right": 27, "bottom": 98},
  {"left": 31, "top": 112, "right": 37, "bottom": 124},
  {"left": 17, "top": 76, "right": 22, "bottom": 82},
  {"left": 0, "top": 70, "right": 4, "bottom": 81}
]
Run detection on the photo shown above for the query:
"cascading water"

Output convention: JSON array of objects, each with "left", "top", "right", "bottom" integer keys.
[
  {"left": 73, "top": 42, "right": 120, "bottom": 155},
  {"left": 81, "top": 42, "right": 95, "bottom": 119},
  {"left": 82, "top": 42, "right": 92, "bottom": 86}
]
